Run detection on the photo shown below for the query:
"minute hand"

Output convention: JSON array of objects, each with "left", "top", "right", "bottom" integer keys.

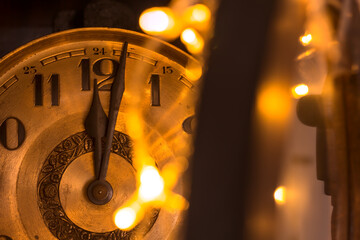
[{"left": 98, "top": 42, "right": 128, "bottom": 180}]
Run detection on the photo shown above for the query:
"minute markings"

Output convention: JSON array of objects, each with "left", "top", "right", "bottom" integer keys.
[{"left": 35, "top": 49, "right": 165, "bottom": 106}]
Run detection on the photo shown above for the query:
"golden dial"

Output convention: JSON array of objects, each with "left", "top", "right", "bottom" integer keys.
[{"left": 0, "top": 28, "right": 201, "bottom": 240}]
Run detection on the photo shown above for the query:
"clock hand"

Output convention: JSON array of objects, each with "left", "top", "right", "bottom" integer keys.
[
  {"left": 87, "top": 42, "right": 128, "bottom": 205},
  {"left": 98, "top": 41, "right": 128, "bottom": 180},
  {"left": 84, "top": 79, "right": 108, "bottom": 179}
]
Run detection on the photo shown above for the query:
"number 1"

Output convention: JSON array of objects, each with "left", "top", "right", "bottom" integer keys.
[{"left": 149, "top": 74, "right": 160, "bottom": 106}]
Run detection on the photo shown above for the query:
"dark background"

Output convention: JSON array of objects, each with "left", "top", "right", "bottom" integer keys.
[{"left": 0, "top": 0, "right": 187, "bottom": 58}]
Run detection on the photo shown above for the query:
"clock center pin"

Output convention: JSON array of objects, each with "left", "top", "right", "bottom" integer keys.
[{"left": 87, "top": 180, "right": 113, "bottom": 205}]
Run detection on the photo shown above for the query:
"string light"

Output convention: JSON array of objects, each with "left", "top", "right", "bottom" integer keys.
[
  {"left": 182, "top": 28, "right": 196, "bottom": 43},
  {"left": 184, "top": 4, "right": 211, "bottom": 30},
  {"left": 139, "top": 166, "right": 165, "bottom": 202},
  {"left": 139, "top": 9, "right": 170, "bottom": 33},
  {"left": 115, "top": 3, "right": 212, "bottom": 232},
  {"left": 274, "top": 186, "right": 286, "bottom": 205},
  {"left": 139, "top": 7, "right": 180, "bottom": 39},
  {"left": 292, "top": 84, "right": 309, "bottom": 98},
  {"left": 138, "top": 4, "right": 211, "bottom": 53},
  {"left": 181, "top": 28, "right": 204, "bottom": 54},
  {"left": 114, "top": 206, "right": 138, "bottom": 230},
  {"left": 257, "top": 82, "right": 291, "bottom": 122},
  {"left": 299, "top": 33, "right": 312, "bottom": 46}
]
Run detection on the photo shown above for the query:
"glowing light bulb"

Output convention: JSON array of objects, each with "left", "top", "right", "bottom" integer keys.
[
  {"left": 165, "top": 193, "right": 189, "bottom": 211},
  {"left": 139, "top": 166, "right": 164, "bottom": 202},
  {"left": 181, "top": 28, "right": 204, "bottom": 54},
  {"left": 292, "top": 84, "right": 309, "bottom": 98},
  {"left": 139, "top": 7, "right": 180, "bottom": 39},
  {"left": 182, "top": 28, "right": 196, "bottom": 43},
  {"left": 139, "top": 9, "right": 169, "bottom": 33},
  {"left": 114, "top": 207, "right": 137, "bottom": 230},
  {"left": 185, "top": 60, "right": 203, "bottom": 81},
  {"left": 257, "top": 82, "right": 291, "bottom": 122},
  {"left": 184, "top": 4, "right": 211, "bottom": 30},
  {"left": 300, "top": 33, "right": 312, "bottom": 46},
  {"left": 274, "top": 186, "right": 286, "bottom": 204},
  {"left": 189, "top": 4, "right": 211, "bottom": 23}
]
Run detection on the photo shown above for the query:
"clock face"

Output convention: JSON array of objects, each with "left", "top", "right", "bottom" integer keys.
[{"left": 0, "top": 28, "right": 201, "bottom": 240}]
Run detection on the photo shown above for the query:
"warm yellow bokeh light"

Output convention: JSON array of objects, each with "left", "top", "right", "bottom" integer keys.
[
  {"left": 256, "top": 82, "right": 291, "bottom": 122},
  {"left": 191, "top": 4, "right": 211, "bottom": 23},
  {"left": 139, "top": 7, "right": 180, "bottom": 39},
  {"left": 296, "top": 48, "right": 316, "bottom": 60},
  {"left": 299, "top": 33, "right": 312, "bottom": 46},
  {"left": 181, "top": 28, "right": 197, "bottom": 43},
  {"left": 164, "top": 193, "right": 189, "bottom": 211},
  {"left": 161, "top": 158, "right": 188, "bottom": 189},
  {"left": 140, "top": 9, "right": 169, "bottom": 33},
  {"left": 182, "top": 28, "right": 196, "bottom": 43},
  {"left": 181, "top": 28, "right": 204, "bottom": 54},
  {"left": 292, "top": 84, "right": 309, "bottom": 98},
  {"left": 185, "top": 62, "right": 203, "bottom": 81},
  {"left": 184, "top": 4, "right": 211, "bottom": 30},
  {"left": 274, "top": 186, "right": 286, "bottom": 204},
  {"left": 139, "top": 166, "right": 165, "bottom": 202},
  {"left": 114, "top": 207, "right": 137, "bottom": 230}
]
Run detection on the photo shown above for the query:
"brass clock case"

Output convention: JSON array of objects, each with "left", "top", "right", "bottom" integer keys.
[{"left": 0, "top": 28, "right": 201, "bottom": 239}]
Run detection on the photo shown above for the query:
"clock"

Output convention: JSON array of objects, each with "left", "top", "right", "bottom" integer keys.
[{"left": 0, "top": 28, "right": 201, "bottom": 240}]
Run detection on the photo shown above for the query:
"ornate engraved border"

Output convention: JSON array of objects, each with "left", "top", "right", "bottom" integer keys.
[{"left": 37, "top": 131, "right": 159, "bottom": 240}]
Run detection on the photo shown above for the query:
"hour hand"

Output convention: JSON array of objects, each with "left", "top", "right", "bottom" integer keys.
[{"left": 84, "top": 79, "right": 108, "bottom": 179}]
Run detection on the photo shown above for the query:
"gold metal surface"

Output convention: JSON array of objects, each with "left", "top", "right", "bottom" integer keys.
[
  {"left": 60, "top": 152, "right": 135, "bottom": 232},
  {"left": 0, "top": 28, "right": 201, "bottom": 239}
]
